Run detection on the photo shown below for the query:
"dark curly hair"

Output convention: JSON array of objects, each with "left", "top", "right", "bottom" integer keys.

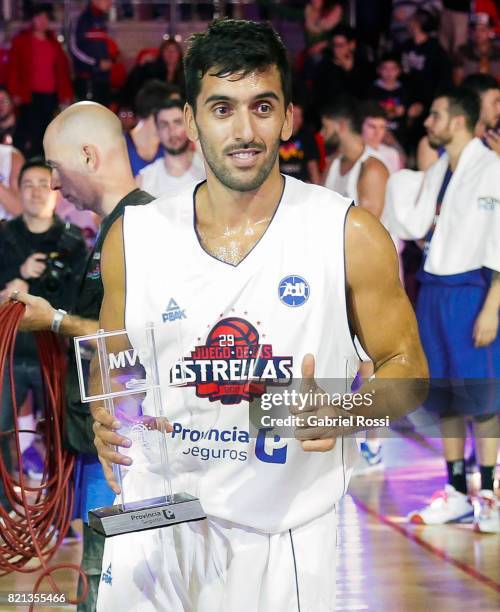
[{"left": 184, "top": 19, "right": 291, "bottom": 113}]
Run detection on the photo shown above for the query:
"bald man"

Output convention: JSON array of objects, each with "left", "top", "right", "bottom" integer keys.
[{"left": 10, "top": 101, "right": 154, "bottom": 612}]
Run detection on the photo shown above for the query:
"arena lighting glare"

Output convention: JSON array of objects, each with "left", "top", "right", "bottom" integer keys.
[{"left": 74, "top": 323, "right": 205, "bottom": 537}]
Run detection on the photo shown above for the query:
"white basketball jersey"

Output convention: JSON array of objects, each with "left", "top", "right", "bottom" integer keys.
[
  {"left": 123, "top": 175, "right": 360, "bottom": 533},
  {"left": 325, "top": 145, "right": 382, "bottom": 202}
]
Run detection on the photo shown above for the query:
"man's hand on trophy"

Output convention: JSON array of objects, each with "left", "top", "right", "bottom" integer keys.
[
  {"left": 92, "top": 406, "right": 132, "bottom": 494},
  {"left": 91, "top": 407, "right": 174, "bottom": 494}
]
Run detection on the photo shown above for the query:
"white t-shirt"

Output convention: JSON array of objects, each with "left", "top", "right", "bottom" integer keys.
[
  {"left": 375, "top": 143, "right": 403, "bottom": 175},
  {"left": 139, "top": 154, "right": 206, "bottom": 198}
]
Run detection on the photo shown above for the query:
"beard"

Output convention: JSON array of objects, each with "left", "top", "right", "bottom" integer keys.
[
  {"left": 324, "top": 131, "right": 340, "bottom": 149},
  {"left": 197, "top": 129, "right": 280, "bottom": 193},
  {"left": 164, "top": 138, "right": 190, "bottom": 156},
  {"left": 427, "top": 132, "right": 452, "bottom": 149}
]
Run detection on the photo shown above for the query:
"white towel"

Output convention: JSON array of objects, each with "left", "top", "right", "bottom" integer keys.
[{"left": 384, "top": 138, "right": 500, "bottom": 275}]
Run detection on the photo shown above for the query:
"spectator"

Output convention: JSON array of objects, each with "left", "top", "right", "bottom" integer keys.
[
  {"left": 121, "top": 39, "right": 186, "bottom": 108},
  {"left": 7, "top": 3, "right": 73, "bottom": 157},
  {"left": 0, "top": 158, "right": 87, "bottom": 512},
  {"left": 387, "top": 89, "right": 500, "bottom": 533},
  {"left": 322, "top": 96, "right": 389, "bottom": 219},
  {"left": 117, "top": 104, "right": 136, "bottom": 134},
  {"left": 0, "top": 142, "right": 24, "bottom": 220},
  {"left": 475, "top": 0, "right": 500, "bottom": 35},
  {"left": 453, "top": 13, "right": 500, "bottom": 84},
  {"left": 402, "top": 9, "right": 452, "bottom": 109},
  {"left": 153, "top": 39, "right": 185, "bottom": 93},
  {"left": 70, "top": 0, "right": 113, "bottom": 106},
  {"left": 279, "top": 99, "right": 321, "bottom": 183},
  {"left": 368, "top": 54, "right": 409, "bottom": 144},
  {"left": 439, "top": 0, "right": 470, "bottom": 55},
  {"left": 137, "top": 98, "right": 205, "bottom": 197},
  {"left": 0, "top": 88, "right": 18, "bottom": 145},
  {"left": 126, "top": 80, "right": 178, "bottom": 176},
  {"left": 361, "top": 101, "right": 404, "bottom": 174},
  {"left": 304, "top": 0, "right": 343, "bottom": 57},
  {"left": 313, "top": 24, "right": 374, "bottom": 104},
  {"left": 462, "top": 73, "right": 500, "bottom": 155},
  {"left": 389, "top": 0, "right": 443, "bottom": 50},
  {"left": 401, "top": 9, "right": 452, "bottom": 150}
]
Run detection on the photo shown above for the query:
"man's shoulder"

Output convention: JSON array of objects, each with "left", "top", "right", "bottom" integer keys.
[
  {"left": 11, "top": 28, "right": 32, "bottom": 45},
  {"left": 1, "top": 215, "right": 22, "bottom": 234},
  {"left": 362, "top": 154, "right": 389, "bottom": 175}
]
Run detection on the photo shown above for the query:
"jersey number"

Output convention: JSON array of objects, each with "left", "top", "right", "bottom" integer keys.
[{"left": 219, "top": 334, "right": 235, "bottom": 347}]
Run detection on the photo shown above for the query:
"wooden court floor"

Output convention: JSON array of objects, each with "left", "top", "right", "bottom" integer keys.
[{"left": 0, "top": 435, "right": 498, "bottom": 611}]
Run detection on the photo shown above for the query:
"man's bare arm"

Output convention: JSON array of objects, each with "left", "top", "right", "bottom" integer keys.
[
  {"left": 346, "top": 206, "right": 427, "bottom": 382},
  {"left": 292, "top": 207, "right": 428, "bottom": 451},
  {"left": 357, "top": 157, "right": 389, "bottom": 219},
  {"left": 11, "top": 291, "right": 98, "bottom": 337}
]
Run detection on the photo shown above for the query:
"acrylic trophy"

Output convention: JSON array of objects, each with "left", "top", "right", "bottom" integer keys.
[{"left": 74, "top": 323, "right": 205, "bottom": 537}]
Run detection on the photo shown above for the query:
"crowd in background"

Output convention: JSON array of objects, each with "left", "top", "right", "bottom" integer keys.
[{"left": 0, "top": 0, "right": 499, "bottom": 523}]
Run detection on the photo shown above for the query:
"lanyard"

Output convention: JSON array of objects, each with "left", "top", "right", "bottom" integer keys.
[{"left": 423, "top": 165, "right": 453, "bottom": 256}]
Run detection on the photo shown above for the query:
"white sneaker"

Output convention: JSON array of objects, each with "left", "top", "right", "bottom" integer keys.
[
  {"left": 408, "top": 484, "right": 474, "bottom": 525},
  {"left": 473, "top": 490, "right": 500, "bottom": 534}
]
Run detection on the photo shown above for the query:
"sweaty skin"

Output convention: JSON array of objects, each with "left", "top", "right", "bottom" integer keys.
[{"left": 90, "top": 67, "right": 428, "bottom": 494}]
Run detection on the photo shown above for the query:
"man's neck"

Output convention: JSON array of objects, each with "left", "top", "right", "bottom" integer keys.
[
  {"left": 97, "top": 180, "right": 140, "bottom": 218},
  {"left": 477, "top": 41, "right": 490, "bottom": 54},
  {"left": 445, "top": 132, "right": 474, "bottom": 172},
  {"left": 198, "top": 165, "right": 284, "bottom": 230},
  {"left": 340, "top": 134, "right": 365, "bottom": 163},
  {"left": 164, "top": 149, "right": 193, "bottom": 178},
  {"left": 33, "top": 30, "right": 47, "bottom": 40},
  {"left": 367, "top": 141, "right": 381, "bottom": 151},
  {"left": 22, "top": 214, "right": 53, "bottom": 234}
]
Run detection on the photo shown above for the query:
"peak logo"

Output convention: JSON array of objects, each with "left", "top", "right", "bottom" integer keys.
[
  {"left": 169, "top": 317, "right": 293, "bottom": 404},
  {"left": 162, "top": 298, "right": 187, "bottom": 322},
  {"left": 101, "top": 563, "right": 112, "bottom": 586}
]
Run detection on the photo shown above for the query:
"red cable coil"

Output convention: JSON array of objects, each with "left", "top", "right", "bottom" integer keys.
[{"left": 0, "top": 301, "right": 87, "bottom": 609}]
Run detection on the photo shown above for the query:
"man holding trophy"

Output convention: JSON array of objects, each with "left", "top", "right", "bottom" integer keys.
[{"left": 91, "top": 19, "right": 427, "bottom": 612}]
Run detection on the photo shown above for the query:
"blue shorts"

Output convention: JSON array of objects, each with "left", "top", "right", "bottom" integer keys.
[{"left": 416, "top": 269, "right": 500, "bottom": 417}]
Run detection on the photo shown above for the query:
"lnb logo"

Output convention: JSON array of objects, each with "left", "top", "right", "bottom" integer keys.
[
  {"left": 278, "top": 275, "right": 310, "bottom": 307},
  {"left": 163, "top": 509, "right": 175, "bottom": 520}
]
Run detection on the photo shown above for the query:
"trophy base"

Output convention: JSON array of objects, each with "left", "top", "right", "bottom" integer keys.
[{"left": 88, "top": 492, "right": 206, "bottom": 537}]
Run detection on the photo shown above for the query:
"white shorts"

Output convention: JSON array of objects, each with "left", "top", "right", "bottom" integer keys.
[{"left": 97, "top": 508, "right": 337, "bottom": 612}]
